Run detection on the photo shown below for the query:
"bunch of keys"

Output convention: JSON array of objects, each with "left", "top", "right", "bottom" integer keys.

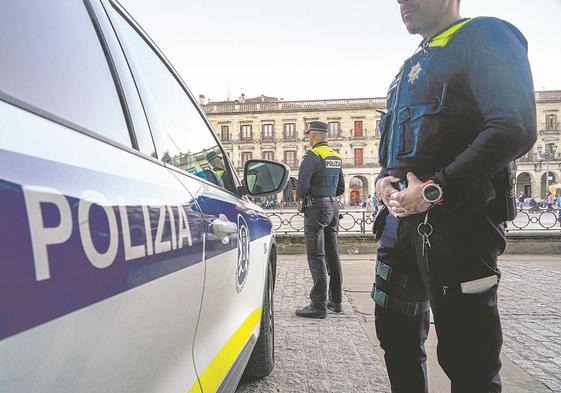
[{"left": 417, "top": 209, "right": 433, "bottom": 271}]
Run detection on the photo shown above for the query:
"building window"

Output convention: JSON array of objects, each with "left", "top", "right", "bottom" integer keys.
[
  {"left": 354, "top": 120, "right": 363, "bottom": 137},
  {"left": 240, "top": 124, "right": 252, "bottom": 141},
  {"left": 375, "top": 119, "right": 381, "bottom": 137},
  {"left": 241, "top": 151, "right": 253, "bottom": 166},
  {"left": 284, "top": 150, "right": 298, "bottom": 168},
  {"left": 262, "top": 123, "right": 274, "bottom": 141},
  {"left": 221, "top": 125, "right": 230, "bottom": 141},
  {"left": 328, "top": 121, "right": 340, "bottom": 138},
  {"left": 263, "top": 151, "right": 275, "bottom": 161},
  {"left": 354, "top": 148, "right": 364, "bottom": 165},
  {"left": 284, "top": 123, "right": 296, "bottom": 140},
  {"left": 546, "top": 114, "right": 558, "bottom": 131}
]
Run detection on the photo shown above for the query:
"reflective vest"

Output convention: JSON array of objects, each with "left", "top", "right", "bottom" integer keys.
[{"left": 306, "top": 144, "right": 342, "bottom": 197}]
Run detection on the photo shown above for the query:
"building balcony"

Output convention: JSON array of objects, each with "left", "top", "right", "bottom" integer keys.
[
  {"left": 542, "top": 126, "right": 560, "bottom": 134},
  {"left": 342, "top": 158, "right": 379, "bottom": 168},
  {"left": 284, "top": 160, "right": 300, "bottom": 169}
]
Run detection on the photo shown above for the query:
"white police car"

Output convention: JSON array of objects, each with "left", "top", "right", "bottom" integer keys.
[{"left": 0, "top": 1, "right": 288, "bottom": 392}]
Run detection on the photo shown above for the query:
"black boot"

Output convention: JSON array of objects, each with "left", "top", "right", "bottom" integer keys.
[
  {"left": 327, "top": 301, "right": 342, "bottom": 313},
  {"left": 295, "top": 304, "right": 326, "bottom": 319}
]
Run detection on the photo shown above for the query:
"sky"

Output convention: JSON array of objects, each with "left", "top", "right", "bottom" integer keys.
[{"left": 120, "top": 0, "right": 561, "bottom": 101}]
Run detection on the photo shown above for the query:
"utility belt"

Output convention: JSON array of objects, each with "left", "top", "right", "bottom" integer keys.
[
  {"left": 310, "top": 196, "right": 336, "bottom": 203},
  {"left": 299, "top": 195, "right": 336, "bottom": 213}
]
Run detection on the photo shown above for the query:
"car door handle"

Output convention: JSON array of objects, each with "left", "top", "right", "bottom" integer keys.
[{"left": 212, "top": 214, "right": 237, "bottom": 239}]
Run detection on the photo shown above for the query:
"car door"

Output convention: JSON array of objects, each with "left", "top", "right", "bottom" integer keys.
[
  {"left": 0, "top": 1, "right": 205, "bottom": 392},
  {"left": 102, "top": 3, "right": 274, "bottom": 391}
]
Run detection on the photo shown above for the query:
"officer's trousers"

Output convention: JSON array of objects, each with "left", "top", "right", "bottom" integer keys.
[
  {"left": 375, "top": 207, "right": 504, "bottom": 393},
  {"left": 304, "top": 200, "right": 342, "bottom": 307}
]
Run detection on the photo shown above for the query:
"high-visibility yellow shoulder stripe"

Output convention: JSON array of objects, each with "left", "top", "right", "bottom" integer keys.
[
  {"left": 428, "top": 18, "right": 474, "bottom": 48},
  {"left": 188, "top": 307, "right": 262, "bottom": 393},
  {"left": 310, "top": 146, "right": 341, "bottom": 159}
]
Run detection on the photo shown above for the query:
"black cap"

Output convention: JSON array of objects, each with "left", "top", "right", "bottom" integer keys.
[
  {"left": 206, "top": 150, "right": 222, "bottom": 161},
  {"left": 305, "top": 121, "right": 328, "bottom": 134}
]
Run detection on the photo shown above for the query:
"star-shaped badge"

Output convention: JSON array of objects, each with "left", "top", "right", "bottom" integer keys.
[{"left": 408, "top": 62, "right": 423, "bottom": 84}]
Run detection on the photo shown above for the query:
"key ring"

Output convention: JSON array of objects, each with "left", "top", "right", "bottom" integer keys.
[{"left": 417, "top": 222, "right": 433, "bottom": 237}]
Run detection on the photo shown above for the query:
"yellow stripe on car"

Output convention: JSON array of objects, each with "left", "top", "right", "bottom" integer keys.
[{"left": 189, "top": 307, "right": 262, "bottom": 393}]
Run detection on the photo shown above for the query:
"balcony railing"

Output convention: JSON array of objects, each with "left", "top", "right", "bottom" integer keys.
[
  {"left": 341, "top": 158, "right": 378, "bottom": 168},
  {"left": 203, "top": 97, "right": 387, "bottom": 114},
  {"left": 544, "top": 126, "right": 560, "bottom": 132},
  {"left": 284, "top": 160, "right": 299, "bottom": 169},
  {"left": 203, "top": 91, "right": 559, "bottom": 114}
]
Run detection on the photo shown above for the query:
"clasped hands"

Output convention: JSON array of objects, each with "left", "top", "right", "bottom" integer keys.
[{"left": 375, "top": 172, "right": 431, "bottom": 218}]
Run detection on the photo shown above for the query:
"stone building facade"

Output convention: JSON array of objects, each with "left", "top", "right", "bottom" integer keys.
[
  {"left": 201, "top": 91, "right": 561, "bottom": 205},
  {"left": 516, "top": 90, "right": 561, "bottom": 199}
]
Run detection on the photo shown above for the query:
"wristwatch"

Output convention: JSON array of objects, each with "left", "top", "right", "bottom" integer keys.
[{"left": 421, "top": 179, "right": 443, "bottom": 204}]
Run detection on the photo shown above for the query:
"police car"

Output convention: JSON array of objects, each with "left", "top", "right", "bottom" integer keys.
[{"left": 0, "top": 1, "right": 288, "bottom": 392}]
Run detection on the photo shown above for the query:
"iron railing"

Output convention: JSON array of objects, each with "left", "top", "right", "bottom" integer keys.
[{"left": 266, "top": 208, "right": 561, "bottom": 234}]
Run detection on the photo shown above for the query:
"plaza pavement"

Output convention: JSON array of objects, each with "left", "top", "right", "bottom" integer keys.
[{"left": 237, "top": 254, "right": 560, "bottom": 393}]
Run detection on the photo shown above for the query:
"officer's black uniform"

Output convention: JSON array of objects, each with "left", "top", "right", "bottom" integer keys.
[
  {"left": 296, "top": 121, "right": 345, "bottom": 318},
  {"left": 374, "top": 18, "right": 536, "bottom": 392}
]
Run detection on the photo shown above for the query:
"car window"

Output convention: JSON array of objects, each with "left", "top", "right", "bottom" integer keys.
[
  {"left": 0, "top": 0, "right": 130, "bottom": 146},
  {"left": 107, "top": 7, "right": 235, "bottom": 192}
]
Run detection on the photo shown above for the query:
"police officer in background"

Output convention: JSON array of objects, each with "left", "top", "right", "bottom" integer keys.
[
  {"left": 373, "top": 0, "right": 536, "bottom": 392},
  {"left": 206, "top": 150, "right": 235, "bottom": 190},
  {"left": 295, "top": 121, "right": 345, "bottom": 319},
  {"left": 206, "top": 150, "right": 226, "bottom": 177}
]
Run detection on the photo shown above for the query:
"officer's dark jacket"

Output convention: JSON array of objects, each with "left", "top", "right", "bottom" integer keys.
[
  {"left": 297, "top": 142, "right": 345, "bottom": 198},
  {"left": 377, "top": 17, "right": 537, "bottom": 206}
]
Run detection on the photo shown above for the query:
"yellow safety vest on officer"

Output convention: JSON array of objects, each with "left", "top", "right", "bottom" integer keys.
[{"left": 295, "top": 121, "right": 345, "bottom": 319}]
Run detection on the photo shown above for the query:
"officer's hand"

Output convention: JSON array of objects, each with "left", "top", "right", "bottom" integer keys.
[
  {"left": 387, "top": 172, "right": 431, "bottom": 217},
  {"left": 375, "top": 176, "right": 401, "bottom": 207}
]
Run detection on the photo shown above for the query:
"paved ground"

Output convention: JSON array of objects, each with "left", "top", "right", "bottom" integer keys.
[
  {"left": 237, "top": 255, "right": 391, "bottom": 393},
  {"left": 499, "top": 256, "right": 561, "bottom": 392},
  {"left": 237, "top": 254, "right": 561, "bottom": 392}
]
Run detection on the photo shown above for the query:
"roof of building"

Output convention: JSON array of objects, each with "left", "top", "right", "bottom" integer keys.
[{"left": 202, "top": 91, "right": 560, "bottom": 115}]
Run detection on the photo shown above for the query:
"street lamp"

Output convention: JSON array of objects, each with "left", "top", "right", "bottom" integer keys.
[{"left": 537, "top": 143, "right": 558, "bottom": 198}]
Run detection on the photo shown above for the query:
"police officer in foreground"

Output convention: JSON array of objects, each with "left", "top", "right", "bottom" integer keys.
[
  {"left": 295, "top": 121, "right": 345, "bottom": 319},
  {"left": 373, "top": 0, "right": 536, "bottom": 392}
]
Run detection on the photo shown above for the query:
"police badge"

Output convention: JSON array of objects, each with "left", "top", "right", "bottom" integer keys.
[{"left": 235, "top": 214, "right": 250, "bottom": 293}]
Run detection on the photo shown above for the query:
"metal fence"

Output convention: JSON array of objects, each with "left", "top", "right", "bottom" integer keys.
[{"left": 266, "top": 208, "right": 561, "bottom": 234}]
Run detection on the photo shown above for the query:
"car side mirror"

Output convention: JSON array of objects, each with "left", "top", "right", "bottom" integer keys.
[{"left": 241, "top": 159, "right": 289, "bottom": 197}]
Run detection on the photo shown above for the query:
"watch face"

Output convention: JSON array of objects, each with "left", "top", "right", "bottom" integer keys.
[{"left": 424, "top": 184, "right": 441, "bottom": 202}]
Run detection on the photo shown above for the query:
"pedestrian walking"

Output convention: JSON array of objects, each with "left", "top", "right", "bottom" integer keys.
[
  {"left": 295, "top": 121, "right": 345, "bottom": 319},
  {"left": 546, "top": 192, "right": 554, "bottom": 210},
  {"left": 518, "top": 191, "right": 525, "bottom": 211},
  {"left": 366, "top": 194, "right": 374, "bottom": 213},
  {"left": 373, "top": 193, "right": 380, "bottom": 214},
  {"left": 372, "top": 1, "right": 536, "bottom": 392},
  {"left": 556, "top": 194, "right": 561, "bottom": 223}
]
